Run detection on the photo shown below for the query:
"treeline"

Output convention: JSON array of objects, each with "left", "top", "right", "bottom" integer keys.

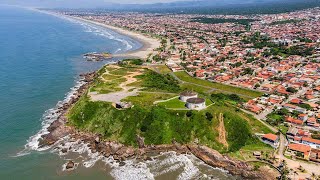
[
  {"left": 191, "top": 18, "right": 256, "bottom": 29},
  {"left": 270, "top": 19, "right": 302, "bottom": 25}
]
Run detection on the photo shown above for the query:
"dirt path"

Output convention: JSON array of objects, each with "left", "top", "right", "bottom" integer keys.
[
  {"left": 89, "top": 68, "right": 143, "bottom": 103},
  {"left": 217, "top": 113, "right": 229, "bottom": 149}
]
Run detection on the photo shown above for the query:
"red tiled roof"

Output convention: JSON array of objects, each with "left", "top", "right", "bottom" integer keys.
[
  {"left": 291, "top": 98, "right": 302, "bottom": 104},
  {"left": 302, "top": 137, "right": 320, "bottom": 145},
  {"left": 286, "top": 116, "right": 303, "bottom": 125},
  {"left": 263, "top": 133, "right": 278, "bottom": 142},
  {"left": 288, "top": 143, "right": 311, "bottom": 153}
]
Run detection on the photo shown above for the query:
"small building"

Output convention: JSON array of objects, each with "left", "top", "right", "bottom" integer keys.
[
  {"left": 301, "top": 137, "right": 320, "bottom": 149},
  {"left": 253, "top": 151, "right": 262, "bottom": 159},
  {"left": 287, "top": 143, "right": 311, "bottom": 159},
  {"left": 180, "top": 91, "right": 198, "bottom": 102},
  {"left": 286, "top": 127, "right": 299, "bottom": 141},
  {"left": 310, "top": 149, "right": 320, "bottom": 163},
  {"left": 186, "top": 98, "right": 206, "bottom": 110},
  {"left": 298, "top": 114, "right": 308, "bottom": 122},
  {"left": 262, "top": 133, "right": 279, "bottom": 148}
]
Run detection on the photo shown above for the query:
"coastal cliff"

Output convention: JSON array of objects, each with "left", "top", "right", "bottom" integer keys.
[{"left": 38, "top": 67, "right": 275, "bottom": 179}]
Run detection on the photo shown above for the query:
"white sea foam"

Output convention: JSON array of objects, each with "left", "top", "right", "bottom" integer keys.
[
  {"left": 110, "top": 160, "right": 154, "bottom": 180},
  {"left": 34, "top": 10, "right": 136, "bottom": 53},
  {"left": 16, "top": 78, "right": 86, "bottom": 156},
  {"left": 58, "top": 15, "right": 134, "bottom": 52}
]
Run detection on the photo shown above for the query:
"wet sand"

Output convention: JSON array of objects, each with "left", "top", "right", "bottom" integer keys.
[{"left": 70, "top": 16, "right": 161, "bottom": 59}]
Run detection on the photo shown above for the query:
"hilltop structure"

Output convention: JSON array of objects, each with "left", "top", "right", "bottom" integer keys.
[
  {"left": 179, "top": 91, "right": 198, "bottom": 102},
  {"left": 186, "top": 97, "right": 206, "bottom": 110}
]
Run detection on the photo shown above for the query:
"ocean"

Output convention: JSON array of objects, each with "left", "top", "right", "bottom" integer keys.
[{"left": 0, "top": 5, "right": 233, "bottom": 180}]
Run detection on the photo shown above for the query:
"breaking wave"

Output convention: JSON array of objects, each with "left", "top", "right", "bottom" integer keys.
[{"left": 16, "top": 78, "right": 86, "bottom": 156}]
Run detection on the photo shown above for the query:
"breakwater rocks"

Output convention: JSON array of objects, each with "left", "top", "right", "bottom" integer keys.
[{"left": 37, "top": 72, "right": 271, "bottom": 179}]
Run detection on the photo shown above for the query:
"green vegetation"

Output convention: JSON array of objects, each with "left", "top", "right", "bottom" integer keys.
[
  {"left": 140, "top": 70, "right": 181, "bottom": 92},
  {"left": 296, "top": 103, "right": 312, "bottom": 110},
  {"left": 68, "top": 94, "right": 271, "bottom": 153},
  {"left": 90, "top": 77, "right": 125, "bottom": 94},
  {"left": 224, "top": 112, "right": 252, "bottom": 151},
  {"left": 242, "top": 32, "right": 315, "bottom": 57},
  {"left": 158, "top": 97, "right": 187, "bottom": 109},
  {"left": 211, "top": 93, "right": 244, "bottom": 105},
  {"left": 266, "top": 108, "right": 288, "bottom": 126},
  {"left": 68, "top": 96, "right": 223, "bottom": 149},
  {"left": 149, "top": 65, "right": 172, "bottom": 74},
  {"left": 228, "top": 136, "right": 273, "bottom": 161},
  {"left": 191, "top": 17, "right": 256, "bottom": 30},
  {"left": 124, "top": 92, "right": 177, "bottom": 107},
  {"left": 158, "top": 96, "right": 214, "bottom": 109},
  {"left": 121, "top": 58, "right": 144, "bottom": 65},
  {"left": 174, "top": 71, "right": 263, "bottom": 98},
  {"left": 311, "top": 131, "right": 320, "bottom": 140},
  {"left": 270, "top": 19, "right": 302, "bottom": 25},
  {"left": 279, "top": 124, "right": 289, "bottom": 134},
  {"left": 68, "top": 63, "right": 275, "bottom": 158},
  {"left": 180, "top": 83, "right": 211, "bottom": 95}
]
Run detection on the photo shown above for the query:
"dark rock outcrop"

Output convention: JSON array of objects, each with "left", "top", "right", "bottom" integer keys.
[
  {"left": 187, "top": 145, "right": 265, "bottom": 179},
  {"left": 66, "top": 161, "right": 75, "bottom": 170},
  {"left": 38, "top": 71, "right": 273, "bottom": 179}
]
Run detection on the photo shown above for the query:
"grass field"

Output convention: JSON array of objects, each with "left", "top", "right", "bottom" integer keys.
[
  {"left": 229, "top": 140, "right": 274, "bottom": 161},
  {"left": 158, "top": 97, "right": 187, "bottom": 109},
  {"left": 90, "top": 78, "right": 125, "bottom": 94},
  {"left": 124, "top": 92, "right": 177, "bottom": 107},
  {"left": 174, "top": 71, "right": 263, "bottom": 98},
  {"left": 68, "top": 61, "right": 276, "bottom": 158},
  {"left": 148, "top": 64, "right": 172, "bottom": 74}
]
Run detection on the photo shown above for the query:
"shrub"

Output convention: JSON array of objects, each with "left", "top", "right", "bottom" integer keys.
[
  {"left": 141, "top": 70, "right": 180, "bottom": 92},
  {"left": 205, "top": 112, "right": 213, "bottom": 121}
]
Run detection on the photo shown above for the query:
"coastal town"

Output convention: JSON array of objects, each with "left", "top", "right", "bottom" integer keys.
[{"left": 46, "top": 7, "right": 320, "bottom": 179}]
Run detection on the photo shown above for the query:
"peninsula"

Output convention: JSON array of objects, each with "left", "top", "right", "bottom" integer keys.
[{"left": 39, "top": 7, "right": 320, "bottom": 179}]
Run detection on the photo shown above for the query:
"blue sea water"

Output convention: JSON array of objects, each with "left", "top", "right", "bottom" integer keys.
[
  {"left": 0, "top": 5, "right": 140, "bottom": 179},
  {"left": 0, "top": 5, "right": 234, "bottom": 180}
]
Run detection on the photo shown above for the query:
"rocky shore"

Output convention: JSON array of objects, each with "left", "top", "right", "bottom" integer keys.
[{"left": 38, "top": 71, "right": 273, "bottom": 179}]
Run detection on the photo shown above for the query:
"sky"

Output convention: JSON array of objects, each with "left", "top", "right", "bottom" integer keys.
[
  {"left": 108, "top": 0, "right": 181, "bottom": 3},
  {"left": 0, "top": 0, "right": 183, "bottom": 6},
  {"left": 0, "top": 0, "right": 282, "bottom": 8}
]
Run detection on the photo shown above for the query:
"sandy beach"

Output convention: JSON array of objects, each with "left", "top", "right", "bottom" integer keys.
[{"left": 71, "top": 16, "right": 161, "bottom": 59}]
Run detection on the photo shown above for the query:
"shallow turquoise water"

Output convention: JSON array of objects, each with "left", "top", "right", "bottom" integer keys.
[
  {"left": 0, "top": 5, "right": 139, "bottom": 179},
  {"left": 0, "top": 6, "right": 234, "bottom": 180}
]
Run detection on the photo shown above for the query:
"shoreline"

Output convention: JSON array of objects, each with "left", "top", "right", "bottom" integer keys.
[
  {"left": 32, "top": 9, "right": 160, "bottom": 59},
  {"left": 37, "top": 70, "right": 274, "bottom": 180},
  {"left": 29, "top": 10, "right": 274, "bottom": 179},
  {"left": 67, "top": 16, "right": 161, "bottom": 59}
]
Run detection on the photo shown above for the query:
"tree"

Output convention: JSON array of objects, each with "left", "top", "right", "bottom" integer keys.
[
  {"left": 205, "top": 112, "right": 213, "bottom": 121},
  {"left": 286, "top": 87, "right": 297, "bottom": 93},
  {"left": 186, "top": 111, "right": 193, "bottom": 117}
]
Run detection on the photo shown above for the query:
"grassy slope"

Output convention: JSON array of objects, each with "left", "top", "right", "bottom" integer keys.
[
  {"left": 68, "top": 63, "right": 273, "bottom": 157},
  {"left": 174, "top": 71, "right": 263, "bottom": 98}
]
